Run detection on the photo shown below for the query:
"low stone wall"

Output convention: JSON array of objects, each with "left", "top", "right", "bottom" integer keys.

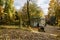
[{"left": 0, "top": 29, "right": 59, "bottom": 40}]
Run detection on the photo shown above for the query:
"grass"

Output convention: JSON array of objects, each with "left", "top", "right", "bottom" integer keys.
[
  {"left": 0, "top": 25, "right": 33, "bottom": 32},
  {"left": 0, "top": 25, "right": 19, "bottom": 29},
  {"left": 0, "top": 25, "right": 39, "bottom": 32}
]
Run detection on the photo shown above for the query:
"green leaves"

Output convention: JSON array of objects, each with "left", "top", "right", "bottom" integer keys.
[{"left": 0, "top": 0, "right": 4, "bottom": 6}]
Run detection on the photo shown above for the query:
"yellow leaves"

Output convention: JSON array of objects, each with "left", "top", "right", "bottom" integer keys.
[
  {"left": 39, "top": 11, "right": 45, "bottom": 18},
  {"left": 9, "top": 13, "right": 13, "bottom": 18},
  {"left": 0, "top": 6, "right": 4, "bottom": 17},
  {"left": 48, "top": 0, "right": 60, "bottom": 26},
  {"left": 58, "top": 19, "right": 60, "bottom": 26},
  {"left": 50, "top": 0, "right": 54, "bottom": 1},
  {"left": 50, "top": 0, "right": 55, "bottom": 4},
  {"left": 30, "top": 12, "right": 35, "bottom": 16},
  {"left": 0, "top": 6, "right": 3, "bottom": 13}
]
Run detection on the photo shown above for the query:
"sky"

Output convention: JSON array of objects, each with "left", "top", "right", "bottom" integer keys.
[{"left": 14, "top": 0, "right": 50, "bottom": 15}]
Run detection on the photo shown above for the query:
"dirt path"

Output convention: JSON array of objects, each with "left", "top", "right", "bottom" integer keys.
[{"left": 0, "top": 29, "right": 59, "bottom": 40}]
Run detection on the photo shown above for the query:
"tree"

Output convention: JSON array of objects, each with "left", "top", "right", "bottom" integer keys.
[
  {"left": 14, "top": 10, "right": 23, "bottom": 27},
  {"left": 54, "top": 0, "right": 60, "bottom": 26},
  {"left": 0, "top": 0, "right": 5, "bottom": 24},
  {"left": 30, "top": 0, "right": 37, "bottom": 4},
  {"left": 4, "top": 0, "right": 15, "bottom": 23},
  {"left": 27, "top": 0, "right": 37, "bottom": 26},
  {"left": 21, "top": 2, "right": 42, "bottom": 26},
  {"left": 0, "top": 0, "right": 4, "bottom": 6},
  {"left": 0, "top": 0, "right": 4, "bottom": 17},
  {"left": 18, "top": 10, "right": 23, "bottom": 27},
  {"left": 48, "top": 0, "right": 60, "bottom": 26}
]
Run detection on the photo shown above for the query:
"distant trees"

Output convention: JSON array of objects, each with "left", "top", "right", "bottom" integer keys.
[
  {"left": 0, "top": 0, "right": 45, "bottom": 27},
  {"left": 54, "top": 0, "right": 60, "bottom": 26},
  {"left": 48, "top": 0, "right": 60, "bottom": 26},
  {"left": 21, "top": 2, "right": 43, "bottom": 26}
]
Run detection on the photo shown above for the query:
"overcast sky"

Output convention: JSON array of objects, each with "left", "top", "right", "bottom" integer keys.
[{"left": 14, "top": 0, "right": 50, "bottom": 15}]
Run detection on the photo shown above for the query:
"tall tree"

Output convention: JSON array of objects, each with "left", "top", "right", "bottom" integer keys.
[
  {"left": 4, "top": 0, "right": 15, "bottom": 22},
  {"left": 21, "top": 2, "right": 42, "bottom": 26},
  {"left": 0, "top": 0, "right": 4, "bottom": 18},
  {"left": 0, "top": 0, "right": 5, "bottom": 24},
  {"left": 48, "top": 0, "right": 60, "bottom": 26},
  {"left": 27, "top": 0, "right": 37, "bottom": 26},
  {"left": 54, "top": 0, "right": 60, "bottom": 26}
]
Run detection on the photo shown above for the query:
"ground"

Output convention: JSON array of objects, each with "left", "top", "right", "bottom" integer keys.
[
  {"left": 0, "top": 25, "right": 60, "bottom": 40},
  {"left": 0, "top": 29, "right": 59, "bottom": 40}
]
